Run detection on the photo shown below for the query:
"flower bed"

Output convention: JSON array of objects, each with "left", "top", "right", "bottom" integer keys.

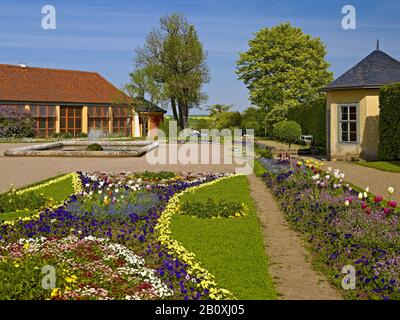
[
  {"left": 260, "top": 158, "right": 400, "bottom": 300},
  {"left": 0, "top": 171, "right": 234, "bottom": 300}
]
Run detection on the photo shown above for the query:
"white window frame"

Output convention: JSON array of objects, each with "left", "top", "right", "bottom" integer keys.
[{"left": 338, "top": 103, "right": 359, "bottom": 144}]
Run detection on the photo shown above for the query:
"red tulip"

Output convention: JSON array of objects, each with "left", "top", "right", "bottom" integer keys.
[
  {"left": 361, "top": 202, "right": 368, "bottom": 210},
  {"left": 346, "top": 197, "right": 353, "bottom": 204},
  {"left": 384, "top": 207, "right": 391, "bottom": 215},
  {"left": 374, "top": 196, "right": 383, "bottom": 203},
  {"left": 365, "top": 207, "right": 372, "bottom": 215}
]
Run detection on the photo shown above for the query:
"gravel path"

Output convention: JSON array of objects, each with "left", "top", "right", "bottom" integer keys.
[
  {"left": 313, "top": 160, "right": 400, "bottom": 202},
  {"left": 0, "top": 143, "right": 241, "bottom": 192},
  {"left": 247, "top": 174, "right": 341, "bottom": 300}
]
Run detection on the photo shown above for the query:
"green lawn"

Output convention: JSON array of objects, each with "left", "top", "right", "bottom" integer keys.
[
  {"left": 357, "top": 161, "right": 400, "bottom": 173},
  {"left": 32, "top": 175, "right": 74, "bottom": 203},
  {"left": 254, "top": 159, "right": 267, "bottom": 177},
  {"left": 0, "top": 174, "right": 74, "bottom": 221},
  {"left": 171, "top": 175, "right": 277, "bottom": 300}
]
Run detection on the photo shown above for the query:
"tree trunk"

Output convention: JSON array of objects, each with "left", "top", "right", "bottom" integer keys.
[
  {"left": 140, "top": 115, "right": 148, "bottom": 137},
  {"left": 177, "top": 100, "right": 189, "bottom": 130},
  {"left": 170, "top": 97, "right": 179, "bottom": 123}
]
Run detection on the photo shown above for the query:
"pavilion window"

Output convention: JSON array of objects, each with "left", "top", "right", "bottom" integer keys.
[
  {"left": 30, "top": 105, "right": 56, "bottom": 137},
  {"left": 112, "top": 106, "right": 132, "bottom": 136},
  {"left": 88, "top": 106, "right": 110, "bottom": 133},
  {"left": 339, "top": 104, "right": 358, "bottom": 143}
]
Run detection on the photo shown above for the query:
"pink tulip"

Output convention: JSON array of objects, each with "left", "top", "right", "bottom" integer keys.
[
  {"left": 374, "top": 196, "right": 383, "bottom": 203},
  {"left": 388, "top": 201, "right": 397, "bottom": 208},
  {"left": 361, "top": 202, "right": 368, "bottom": 210},
  {"left": 384, "top": 207, "right": 391, "bottom": 215}
]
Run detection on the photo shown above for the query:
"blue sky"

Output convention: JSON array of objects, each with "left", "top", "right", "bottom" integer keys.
[{"left": 1, "top": 0, "right": 399, "bottom": 114}]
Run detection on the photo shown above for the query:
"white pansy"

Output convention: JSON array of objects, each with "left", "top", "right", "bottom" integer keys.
[{"left": 312, "top": 174, "right": 320, "bottom": 181}]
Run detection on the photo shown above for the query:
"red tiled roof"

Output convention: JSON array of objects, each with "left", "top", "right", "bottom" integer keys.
[{"left": 0, "top": 64, "right": 130, "bottom": 104}]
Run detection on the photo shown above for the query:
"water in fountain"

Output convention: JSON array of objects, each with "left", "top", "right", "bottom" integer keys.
[{"left": 88, "top": 128, "right": 104, "bottom": 141}]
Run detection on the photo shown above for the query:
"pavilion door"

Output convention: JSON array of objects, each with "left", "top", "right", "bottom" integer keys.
[{"left": 60, "top": 106, "right": 82, "bottom": 137}]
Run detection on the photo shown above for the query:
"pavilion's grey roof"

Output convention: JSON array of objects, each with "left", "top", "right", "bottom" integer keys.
[{"left": 324, "top": 50, "right": 400, "bottom": 91}]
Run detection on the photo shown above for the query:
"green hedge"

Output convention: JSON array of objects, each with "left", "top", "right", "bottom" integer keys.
[
  {"left": 287, "top": 97, "right": 326, "bottom": 146},
  {"left": 379, "top": 83, "right": 400, "bottom": 160}
]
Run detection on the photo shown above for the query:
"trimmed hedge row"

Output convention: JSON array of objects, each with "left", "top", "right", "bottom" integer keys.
[
  {"left": 287, "top": 96, "right": 326, "bottom": 147},
  {"left": 379, "top": 83, "right": 400, "bottom": 160}
]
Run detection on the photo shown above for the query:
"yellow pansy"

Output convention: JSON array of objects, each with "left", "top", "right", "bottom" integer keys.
[{"left": 50, "top": 288, "right": 62, "bottom": 299}]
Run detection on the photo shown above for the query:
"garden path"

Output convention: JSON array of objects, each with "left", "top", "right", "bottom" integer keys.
[
  {"left": 0, "top": 143, "right": 239, "bottom": 192},
  {"left": 247, "top": 174, "right": 341, "bottom": 300},
  {"left": 307, "top": 159, "right": 400, "bottom": 202}
]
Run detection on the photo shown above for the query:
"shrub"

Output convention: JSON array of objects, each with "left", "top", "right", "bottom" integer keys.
[
  {"left": 180, "top": 198, "right": 247, "bottom": 218},
  {"left": 379, "top": 83, "right": 400, "bottom": 160},
  {"left": 0, "top": 106, "right": 36, "bottom": 138},
  {"left": 287, "top": 96, "right": 326, "bottom": 146},
  {"left": 52, "top": 132, "right": 73, "bottom": 139},
  {"left": 189, "top": 117, "right": 212, "bottom": 131},
  {"left": 76, "top": 132, "right": 88, "bottom": 138},
  {"left": 86, "top": 143, "right": 103, "bottom": 151},
  {"left": 215, "top": 112, "right": 242, "bottom": 130},
  {"left": 241, "top": 107, "right": 267, "bottom": 137},
  {"left": 273, "top": 120, "right": 302, "bottom": 148},
  {"left": 255, "top": 144, "right": 273, "bottom": 159}
]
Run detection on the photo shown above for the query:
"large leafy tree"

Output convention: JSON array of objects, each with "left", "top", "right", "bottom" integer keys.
[
  {"left": 236, "top": 22, "right": 333, "bottom": 124},
  {"left": 206, "top": 104, "right": 232, "bottom": 122},
  {"left": 124, "top": 65, "right": 167, "bottom": 136},
  {"left": 241, "top": 106, "right": 267, "bottom": 136},
  {"left": 135, "top": 13, "right": 209, "bottom": 130},
  {"left": 215, "top": 112, "right": 242, "bottom": 130}
]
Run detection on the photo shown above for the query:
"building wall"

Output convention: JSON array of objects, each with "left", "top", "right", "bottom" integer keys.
[
  {"left": 148, "top": 114, "right": 164, "bottom": 138},
  {"left": 1, "top": 102, "right": 164, "bottom": 138},
  {"left": 326, "top": 89, "right": 380, "bottom": 160},
  {"left": 82, "top": 106, "right": 88, "bottom": 134}
]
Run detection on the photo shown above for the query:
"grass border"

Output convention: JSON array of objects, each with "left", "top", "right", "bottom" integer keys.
[{"left": 356, "top": 161, "right": 400, "bottom": 173}]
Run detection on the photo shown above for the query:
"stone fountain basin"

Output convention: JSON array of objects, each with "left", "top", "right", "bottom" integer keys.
[{"left": 4, "top": 140, "right": 159, "bottom": 157}]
